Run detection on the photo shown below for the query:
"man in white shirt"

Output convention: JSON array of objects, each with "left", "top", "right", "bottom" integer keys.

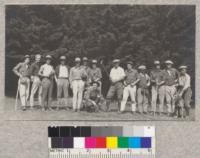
[
  {"left": 38, "top": 55, "right": 55, "bottom": 110},
  {"left": 177, "top": 65, "right": 192, "bottom": 118},
  {"left": 55, "top": 56, "right": 69, "bottom": 109},
  {"left": 106, "top": 59, "right": 126, "bottom": 112}
]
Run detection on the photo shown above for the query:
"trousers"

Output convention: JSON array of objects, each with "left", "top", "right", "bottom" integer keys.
[
  {"left": 72, "top": 80, "right": 85, "bottom": 110},
  {"left": 41, "top": 78, "right": 53, "bottom": 107},
  {"left": 165, "top": 85, "right": 176, "bottom": 113},
  {"left": 30, "top": 76, "right": 42, "bottom": 107},
  {"left": 18, "top": 77, "right": 30, "bottom": 106},
  {"left": 151, "top": 85, "right": 165, "bottom": 113},
  {"left": 137, "top": 88, "right": 149, "bottom": 113},
  {"left": 120, "top": 85, "right": 137, "bottom": 112}
]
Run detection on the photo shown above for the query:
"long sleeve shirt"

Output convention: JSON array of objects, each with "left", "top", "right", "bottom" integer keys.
[
  {"left": 164, "top": 68, "right": 179, "bottom": 86},
  {"left": 29, "top": 62, "right": 41, "bottom": 76},
  {"left": 13, "top": 62, "right": 30, "bottom": 77},
  {"left": 178, "top": 73, "right": 191, "bottom": 90},
  {"left": 38, "top": 64, "right": 54, "bottom": 78},
  {"left": 109, "top": 66, "right": 126, "bottom": 83},
  {"left": 90, "top": 67, "right": 102, "bottom": 82}
]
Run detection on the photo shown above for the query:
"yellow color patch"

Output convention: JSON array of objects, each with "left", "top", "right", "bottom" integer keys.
[{"left": 106, "top": 137, "right": 118, "bottom": 148}]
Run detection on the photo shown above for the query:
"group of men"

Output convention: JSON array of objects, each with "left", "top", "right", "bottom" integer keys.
[{"left": 13, "top": 54, "right": 192, "bottom": 118}]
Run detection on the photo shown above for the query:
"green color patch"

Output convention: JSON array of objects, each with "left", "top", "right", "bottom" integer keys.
[{"left": 118, "top": 137, "right": 129, "bottom": 148}]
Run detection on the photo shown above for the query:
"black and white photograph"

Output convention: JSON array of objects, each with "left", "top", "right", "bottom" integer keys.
[{"left": 4, "top": 5, "right": 195, "bottom": 121}]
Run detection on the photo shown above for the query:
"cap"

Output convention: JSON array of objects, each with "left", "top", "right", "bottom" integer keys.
[
  {"left": 24, "top": 55, "right": 30, "bottom": 59},
  {"left": 92, "top": 59, "right": 97, "bottom": 64},
  {"left": 165, "top": 60, "right": 173, "bottom": 64},
  {"left": 46, "top": 55, "right": 52, "bottom": 59},
  {"left": 35, "top": 54, "right": 41, "bottom": 60},
  {"left": 60, "top": 56, "right": 66, "bottom": 60},
  {"left": 113, "top": 59, "right": 120, "bottom": 63},
  {"left": 154, "top": 60, "right": 160, "bottom": 65},
  {"left": 179, "top": 65, "right": 187, "bottom": 69},
  {"left": 138, "top": 65, "right": 146, "bottom": 70},
  {"left": 126, "top": 61, "right": 133, "bottom": 65},
  {"left": 75, "top": 57, "right": 81, "bottom": 62},
  {"left": 83, "top": 57, "right": 88, "bottom": 61}
]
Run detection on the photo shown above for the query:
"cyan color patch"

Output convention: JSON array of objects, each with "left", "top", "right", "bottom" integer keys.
[{"left": 128, "top": 137, "right": 141, "bottom": 148}]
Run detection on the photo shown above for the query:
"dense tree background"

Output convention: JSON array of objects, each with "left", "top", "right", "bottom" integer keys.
[{"left": 5, "top": 5, "right": 195, "bottom": 98}]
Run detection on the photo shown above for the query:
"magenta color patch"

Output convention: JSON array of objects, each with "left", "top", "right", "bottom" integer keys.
[{"left": 85, "top": 137, "right": 96, "bottom": 148}]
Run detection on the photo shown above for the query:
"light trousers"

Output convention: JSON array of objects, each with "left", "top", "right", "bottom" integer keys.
[
  {"left": 120, "top": 85, "right": 137, "bottom": 112},
  {"left": 151, "top": 85, "right": 165, "bottom": 113},
  {"left": 137, "top": 88, "right": 149, "bottom": 113},
  {"left": 30, "top": 76, "right": 42, "bottom": 107},
  {"left": 165, "top": 85, "right": 176, "bottom": 113},
  {"left": 72, "top": 80, "right": 85, "bottom": 110},
  {"left": 18, "top": 78, "right": 30, "bottom": 107},
  {"left": 41, "top": 78, "right": 53, "bottom": 107}
]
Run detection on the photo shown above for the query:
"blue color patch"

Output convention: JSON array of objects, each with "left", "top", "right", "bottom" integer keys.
[
  {"left": 141, "top": 137, "right": 151, "bottom": 148},
  {"left": 128, "top": 137, "right": 141, "bottom": 148}
]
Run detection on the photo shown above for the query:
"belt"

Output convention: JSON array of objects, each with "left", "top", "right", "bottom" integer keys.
[{"left": 58, "top": 77, "right": 69, "bottom": 79}]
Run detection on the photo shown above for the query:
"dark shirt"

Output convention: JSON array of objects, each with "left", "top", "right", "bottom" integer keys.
[
  {"left": 13, "top": 62, "right": 30, "bottom": 77},
  {"left": 164, "top": 68, "right": 178, "bottom": 86},
  {"left": 137, "top": 73, "right": 150, "bottom": 88},
  {"left": 150, "top": 69, "right": 165, "bottom": 85},
  {"left": 125, "top": 69, "right": 138, "bottom": 85},
  {"left": 29, "top": 62, "right": 41, "bottom": 76}
]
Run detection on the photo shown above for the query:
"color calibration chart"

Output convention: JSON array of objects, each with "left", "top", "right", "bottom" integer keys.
[{"left": 48, "top": 126, "right": 155, "bottom": 158}]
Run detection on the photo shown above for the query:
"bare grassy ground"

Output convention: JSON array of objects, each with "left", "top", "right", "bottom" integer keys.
[{"left": 2, "top": 97, "right": 195, "bottom": 121}]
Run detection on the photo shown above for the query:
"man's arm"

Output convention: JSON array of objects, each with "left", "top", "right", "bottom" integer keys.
[
  {"left": 38, "top": 65, "right": 44, "bottom": 77},
  {"left": 13, "top": 63, "right": 22, "bottom": 77}
]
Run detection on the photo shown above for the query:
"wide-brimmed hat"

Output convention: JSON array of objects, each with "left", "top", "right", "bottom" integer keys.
[
  {"left": 179, "top": 65, "right": 187, "bottom": 70},
  {"left": 126, "top": 61, "right": 133, "bottom": 65},
  {"left": 60, "top": 56, "right": 66, "bottom": 60},
  {"left": 92, "top": 59, "right": 97, "bottom": 64},
  {"left": 24, "top": 55, "right": 30, "bottom": 59},
  {"left": 165, "top": 60, "right": 173, "bottom": 65},
  {"left": 154, "top": 60, "right": 160, "bottom": 65},
  {"left": 46, "top": 55, "right": 52, "bottom": 59},
  {"left": 35, "top": 54, "right": 41, "bottom": 60},
  {"left": 83, "top": 57, "right": 88, "bottom": 61},
  {"left": 113, "top": 59, "right": 120, "bottom": 63},
  {"left": 138, "top": 65, "right": 146, "bottom": 70},
  {"left": 75, "top": 57, "right": 81, "bottom": 62}
]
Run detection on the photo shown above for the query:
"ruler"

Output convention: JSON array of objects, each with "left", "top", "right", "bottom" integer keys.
[{"left": 48, "top": 126, "right": 155, "bottom": 158}]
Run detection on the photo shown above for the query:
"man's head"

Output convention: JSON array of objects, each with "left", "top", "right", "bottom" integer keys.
[
  {"left": 113, "top": 59, "right": 120, "bottom": 68},
  {"left": 154, "top": 60, "right": 160, "bottom": 69},
  {"left": 46, "top": 55, "right": 52, "bottom": 64},
  {"left": 92, "top": 59, "right": 97, "bottom": 68},
  {"left": 83, "top": 57, "right": 88, "bottom": 66},
  {"left": 179, "top": 65, "right": 187, "bottom": 75},
  {"left": 126, "top": 61, "right": 133, "bottom": 70},
  {"left": 92, "top": 81, "right": 99, "bottom": 88},
  {"left": 138, "top": 65, "right": 146, "bottom": 73},
  {"left": 60, "top": 56, "right": 66, "bottom": 65},
  {"left": 35, "top": 54, "right": 41, "bottom": 63},
  {"left": 165, "top": 60, "right": 173, "bottom": 69},
  {"left": 75, "top": 57, "right": 81, "bottom": 66},
  {"left": 24, "top": 55, "right": 30, "bottom": 64}
]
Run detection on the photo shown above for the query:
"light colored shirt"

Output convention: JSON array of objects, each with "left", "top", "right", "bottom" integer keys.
[
  {"left": 179, "top": 73, "right": 191, "bottom": 90},
  {"left": 59, "top": 65, "right": 69, "bottom": 78},
  {"left": 13, "top": 62, "right": 30, "bottom": 77},
  {"left": 90, "top": 67, "right": 102, "bottom": 82},
  {"left": 109, "top": 66, "right": 125, "bottom": 83},
  {"left": 69, "top": 66, "right": 87, "bottom": 83},
  {"left": 39, "top": 64, "right": 54, "bottom": 77}
]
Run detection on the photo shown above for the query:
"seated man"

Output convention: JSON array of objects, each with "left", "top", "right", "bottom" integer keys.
[{"left": 83, "top": 81, "right": 105, "bottom": 112}]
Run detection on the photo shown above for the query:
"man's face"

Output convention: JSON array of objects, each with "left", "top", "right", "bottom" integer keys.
[
  {"left": 61, "top": 60, "right": 65, "bottom": 65},
  {"left": 25, "top": 58, "right": 30, "bottom": 64},
  {"left": 181, "top": 69, "right": 186, "bottom": 74},
  {"left": 93, "top": 83, "right": 98, "bottom": 88},
  {"left": 92, "top": 63, "right": 97, "bottom": 68},
  {"left": 76, "top": 62, "right": 80, "bottom": 66},
  {"left": 46, "top": 59, "right": 51, "bottom": 64},
  {"left": 156, "top": 64, "right": 160, "bottom": 69},
  {"left": 35, "top": 57, "right": 41, "bottom": 63},
  {"left": 83, "top": 61, "right": 88, "bottom": 66},
  {"left": 114, "top": 62, "right": 119, "bottom": 68},
  {"left": 127, "top": 63, "right": 132, "bottom": 70},
  {"left": 166, "top": 64, "right": 172, "bottom": 69}
]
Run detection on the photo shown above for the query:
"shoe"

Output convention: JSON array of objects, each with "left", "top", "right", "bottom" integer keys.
[
  {"left": 22, "top": 106, "right": 26, "bottom": 111},
  {"left": 118, "top": 111, "right": 124, "bottom": 114},
  {"left": 143, "top": 112, "right": 147, "bottom": 114},
  {"left": 131, "top": 111, "right": 136, "bottom": 115},
  {"left": 30, "top": 107, "right": 34, "bottom": 110}
]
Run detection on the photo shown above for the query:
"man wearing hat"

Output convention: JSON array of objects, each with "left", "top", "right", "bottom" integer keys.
[
  {"left": 29, "top": 54, "right": 42, "bottom": 109},
  {"left": 137, "top": 65, "right": 150, "bottom": 114},
  {"left": 38, "top": 55, "right": 55, "bottom": 110},
  {"left": 150, "top": 60, "right": 166, "bottom": 115},
  {"left": 177, "top": 65, "right": 192, "bottom": 118},
  {"left": 106, "top": 59, "right": 126, "bottom": 112},
  {"left": 164, "top": 60, "right": 179, "bottom": 116},
  {"left": 90, "top": 59, "right": 102, "bottom": 93},
  {"left": 13, "top": 55, "right": 31, "bottom": 110},
  {"left": 55, "top": 56, "right": 70, "bottom": 109},
  {"left": 120, "top": 61, "right": 140, "bottom": 114},
  {"left": 81, "top": 57, "right": 92, "bottom": 86},
  {"left": 69, "top": 57, "right": 87, "bottom": 112}
]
